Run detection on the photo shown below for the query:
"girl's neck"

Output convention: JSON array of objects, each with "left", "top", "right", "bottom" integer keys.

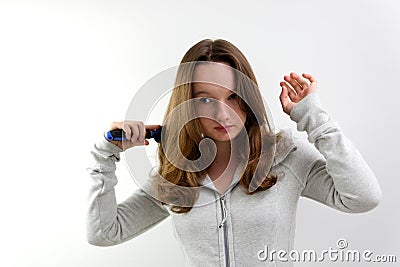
[
  {"left": 211, "top": 139, "right": 240, "bottom": 166},
  {"left": 206, "top": 139, "right": 242, "bottom": 183}
]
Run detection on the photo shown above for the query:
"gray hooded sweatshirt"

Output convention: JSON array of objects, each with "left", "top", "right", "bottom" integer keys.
[{"left": 86, "top": 93, "right": 382, "bottom": 266}]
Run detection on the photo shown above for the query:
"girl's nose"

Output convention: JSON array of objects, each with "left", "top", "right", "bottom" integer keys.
[{"left": 213, "top": 100, "right": 231, "bottom": 123}]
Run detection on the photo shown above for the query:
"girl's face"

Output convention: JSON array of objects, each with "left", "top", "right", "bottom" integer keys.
[{"left": 192, "top": 62, "right": 247, "bottom": 142}]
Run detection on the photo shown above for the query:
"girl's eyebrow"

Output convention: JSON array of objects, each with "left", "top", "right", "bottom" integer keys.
[
  {"left": 193, "top": 90, "right": 236, "bottom": 97},
  {"left": 193, "top": 91, "right": 211, "bottom": 96}
]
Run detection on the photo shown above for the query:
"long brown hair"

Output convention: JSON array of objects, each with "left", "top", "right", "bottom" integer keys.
[{"left": 152, "top": 39, "right": 282, "bottom": 213}]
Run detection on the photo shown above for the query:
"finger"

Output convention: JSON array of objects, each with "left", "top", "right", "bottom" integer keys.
[
  {"left": 109, "top": 121, "right": 120, "bottom": 130},
  {"left": 302, "top": 73, "right": 317, "bottom": 89},
  {"left": 130, "top": 123, "right": 140, "bottom": 142},
  {"left": 302, "top": 73, "right": 316, "bottom": 82},
  {"left": 291, "top": 72, "right": 309, "bottom": 88},
  {"left": 284, "top": 74, "right": 303, "bottom": 95},
  {"left": 137, "top": 121, "right": 145, "bottom": 142},
  {"left": 279, "top": 85, "right": 288, "bottom": 104},
  {"left": 280, "top": 81, "right": 298, "bottom": 101},
  {"left": 279, "top": 85, "right": 291, "bottom": 110},
  {"left": 280, "top": 81, "right": 295, "bottom": 94},
  {"left": 122, "top": 123, "right": 132, "bottom": 140}
]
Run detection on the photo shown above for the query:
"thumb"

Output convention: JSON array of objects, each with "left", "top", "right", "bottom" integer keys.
[
  {"left": 279, "top": 86, "right": 289, "bottom": 107},
  {"left": 280, "top": 86, "right": 293, "bottom": 114}
]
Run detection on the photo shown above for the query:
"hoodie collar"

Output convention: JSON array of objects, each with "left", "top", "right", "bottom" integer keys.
[
  {"left": 274, "top": 128, "right": 297, "bottom": 165},
  {"left": 200, "top": 128, "right": 297, "bottom": 194},
  {"left": 201, "top": 160, "right": 246, "bottom": 194}
]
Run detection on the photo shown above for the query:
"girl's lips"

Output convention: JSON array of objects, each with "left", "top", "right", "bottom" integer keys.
[{"left": 214, "top": 125, "right": 233, "bottom": 131}]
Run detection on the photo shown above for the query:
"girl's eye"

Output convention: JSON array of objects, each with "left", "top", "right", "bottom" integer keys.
[
  {"left": 198, "top": 97, "right": 212, "bottom": 104},
  {"left": 228, "top": 93, "right": 238, "bottom": 100}
]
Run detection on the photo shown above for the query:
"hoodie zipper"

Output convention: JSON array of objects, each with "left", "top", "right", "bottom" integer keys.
[{"left": 218, "top": 195, "right": 230, "bottom": 267}]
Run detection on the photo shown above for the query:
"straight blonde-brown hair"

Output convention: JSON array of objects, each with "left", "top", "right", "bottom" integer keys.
[{"left": 152, "top": 39, "right": 282, "bottom": 213}]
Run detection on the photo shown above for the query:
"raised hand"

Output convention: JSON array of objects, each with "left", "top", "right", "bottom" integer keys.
[{"left": 279, "top": 72, "right": 317, "bottom": 115}]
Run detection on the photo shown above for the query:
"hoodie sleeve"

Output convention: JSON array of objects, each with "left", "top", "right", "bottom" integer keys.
[
  {"left": 289, "top": 93, "right": 382, "bottom": 213},
  {"left": 86, "top": 136, "right": 170, "bottom": 246}
]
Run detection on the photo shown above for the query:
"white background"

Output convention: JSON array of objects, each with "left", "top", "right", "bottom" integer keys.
[{"left": 0, "top": 0, "right": 399, "bottom": 266}]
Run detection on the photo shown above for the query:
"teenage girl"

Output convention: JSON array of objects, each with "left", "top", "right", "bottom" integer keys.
[{"left": 87, "top": 39, "right": 381, "bottom": 267}]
